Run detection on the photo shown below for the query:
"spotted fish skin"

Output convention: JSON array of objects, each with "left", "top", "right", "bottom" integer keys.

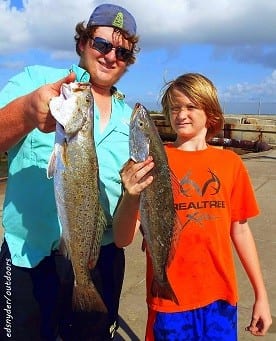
[
  {"left": 129, "top": 103, "right": 179, "bottom": 305},
  {"left": 48, "top": 82, "right": 107, "bottom": 312}
]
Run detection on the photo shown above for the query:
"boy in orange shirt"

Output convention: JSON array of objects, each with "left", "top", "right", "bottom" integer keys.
[{"left": 113, "top": 73, "right": 272, "bottom": 340}]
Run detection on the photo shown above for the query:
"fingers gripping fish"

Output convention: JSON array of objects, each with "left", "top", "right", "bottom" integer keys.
[{"left": 47, "top": 82, "right": 107, "bottom": 312}]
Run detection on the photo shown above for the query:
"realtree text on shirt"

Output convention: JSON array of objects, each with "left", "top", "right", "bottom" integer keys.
[{"left": 146, "top": 144, "right": 259, "bottom": 313}]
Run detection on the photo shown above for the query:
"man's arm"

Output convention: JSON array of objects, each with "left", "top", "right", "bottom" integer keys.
[{"left": 0, "top": 72, "right": 75, "bottom": 152}]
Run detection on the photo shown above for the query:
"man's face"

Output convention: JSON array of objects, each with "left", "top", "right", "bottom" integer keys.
[{"left": 79, "top": 26, "right": 133, "bottom": 89}]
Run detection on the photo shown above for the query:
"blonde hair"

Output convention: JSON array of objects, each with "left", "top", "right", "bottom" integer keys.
[{"left": 161, "top": 73, "right": 224, "bottom": 140}]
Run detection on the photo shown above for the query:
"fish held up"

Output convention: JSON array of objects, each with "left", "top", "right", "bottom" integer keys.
[
  {"left": 47, "top": 82, "right": 107, "bottom": 312},
  {"left": 129, "top": 103, "right": 179, "bottom": 305}
]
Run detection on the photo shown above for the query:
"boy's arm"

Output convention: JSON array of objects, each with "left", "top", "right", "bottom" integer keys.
[
  {"left": 231, "top": 220, "right": 272, "bottom": 335},
  {"left": 113, "top": 190, "right": 141, "bottom": 248}
]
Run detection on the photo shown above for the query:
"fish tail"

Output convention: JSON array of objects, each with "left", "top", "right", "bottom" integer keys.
[
  {"left": 151, "top": 278, "right": 179, "bottom": 305},
  {"left": 72, "top": 282, "right": 108, "bottom": 313}
]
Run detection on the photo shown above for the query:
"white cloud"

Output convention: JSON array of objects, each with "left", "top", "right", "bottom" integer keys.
[
  {"left": 220, "top": 70, "right": 276, "bottom": 101},
  {"left": 1, "top": 0, "right": 276, "bottom": 55},
  {"left": 0, "top": 0, "right": 95, "bottom": 54},
  {"left": 1, "top": 0, "right": 276, "bottom": 106},
  {"left": 117, "top": 0, "right": 276, "bottom": 46},
  {"left": 0, "top": 0, "right": 29, "bottom": 53}
]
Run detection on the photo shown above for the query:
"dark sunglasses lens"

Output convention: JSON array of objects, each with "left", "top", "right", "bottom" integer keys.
[
  {"left": 116, "top": 47, "right": 132, "bottom": 62},
  {"left": 91, "top": 37, "right": 132, "bottom": 62},
  {"left": 92, "top": 38, "right": 112, "bottom": 54}
]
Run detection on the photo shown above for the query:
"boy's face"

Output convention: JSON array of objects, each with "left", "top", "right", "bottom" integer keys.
[{"left": 169, "top": 89, "right": 208, "bottom": 141}]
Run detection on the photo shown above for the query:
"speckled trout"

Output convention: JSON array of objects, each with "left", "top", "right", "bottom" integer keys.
[
  {"left": 47, "top": 82, "right": 107, "bottom": 312},
  {"left": 129, "top": 103, "right": 179, "bottom": 304}
]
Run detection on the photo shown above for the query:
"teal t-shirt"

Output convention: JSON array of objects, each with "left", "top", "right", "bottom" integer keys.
[{"left": 0, "top": 64, "right": 132, "bottom": 267}]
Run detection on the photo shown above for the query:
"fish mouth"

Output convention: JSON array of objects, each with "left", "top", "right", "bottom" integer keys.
[
  {"left": 134, "top": 103, "right": 142, "bottom": 110},
  {"left": 130, "top": 103, "right": 144, "bottom": 123}
]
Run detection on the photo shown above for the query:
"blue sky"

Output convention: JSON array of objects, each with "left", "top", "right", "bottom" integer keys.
[{"left": 1, "top": 0, "right": 276, "bottom": 114}]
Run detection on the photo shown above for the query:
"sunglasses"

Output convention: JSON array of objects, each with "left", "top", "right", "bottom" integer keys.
[{"left": 90, "top": 37, "right": 133, "bottom": 62}]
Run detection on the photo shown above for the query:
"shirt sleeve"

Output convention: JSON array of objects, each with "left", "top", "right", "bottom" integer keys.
[
  {"left": 0, "top": 70, "right": 34, "bottom": 107},
  {"left": 230, "top": 158, "right": 259, "bottom": 222}
]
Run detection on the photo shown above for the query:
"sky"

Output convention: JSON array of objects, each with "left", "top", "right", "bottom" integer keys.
[{"left": 0, "top": 0, "right": 276, "bottom": 114}]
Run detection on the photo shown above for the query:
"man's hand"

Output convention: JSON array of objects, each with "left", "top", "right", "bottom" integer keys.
[{"left": 26, "top": 72, "right": 76, "bottom": 132}]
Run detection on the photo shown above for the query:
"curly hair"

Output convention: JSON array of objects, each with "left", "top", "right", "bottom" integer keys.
[
  {"left": 160, "top": 73, "right": 224, "bottom": 140},
  {"left": 74, "top": 21, "right": 140, "bottom": 65}
]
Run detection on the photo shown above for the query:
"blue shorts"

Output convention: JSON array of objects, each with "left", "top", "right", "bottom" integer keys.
[{"left": 153, "top": 300, "right": 237, "bottom": 341}]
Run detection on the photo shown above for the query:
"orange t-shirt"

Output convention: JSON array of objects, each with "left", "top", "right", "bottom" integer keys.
[{"left": 146, "top": 144, "right": 259, "bottom": 313}]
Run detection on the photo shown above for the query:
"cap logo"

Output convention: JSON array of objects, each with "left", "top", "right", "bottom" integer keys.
[{"left": 112, "top": 12, "right": 124, "bottom": 29}]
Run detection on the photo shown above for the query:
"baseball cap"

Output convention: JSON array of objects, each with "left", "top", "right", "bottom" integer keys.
[{"left": 87, "top": 3, "right": 136, "bottom": 36}]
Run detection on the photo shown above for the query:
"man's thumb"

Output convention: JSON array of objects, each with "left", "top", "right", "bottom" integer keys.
[
  {"left": 54, "top": 72, "right": 76, "bottom": 89},
  {"left": 63, "top": 72, "right": 76, "bottom": 84}
]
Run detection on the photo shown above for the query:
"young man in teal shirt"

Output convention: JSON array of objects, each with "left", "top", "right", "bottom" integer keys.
[{"left": 0, "top": 4, "right": 139, "bottom": 340}]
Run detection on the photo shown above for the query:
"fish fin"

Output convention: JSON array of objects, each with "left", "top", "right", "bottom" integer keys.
[
  {"left": 46, "top": 148, "right": 56, "bottom": 179},
  {"left": 50, "top": 94, "right": 83, "bottom": 136},
  {"left": 169, "top": 167, "right": 182, "bottom": 196},
  {"left": 151, "top": 278, "right": 179, "bottom": 305},
  {"left": 72, "top": 282, "right": 108, "bottom": 313},
  {"left": 166, "top": 168, "right": 186, "bottom": 268},
  {"left": 49, "top": 95, "right": 73, "bottom": 127},
  {"left": 46, "top": 140, "right": 67, "bottom": 178},
  {"left": 88, "top": 208, "right": 107, "bottom": 270},
  {"left": 58, "top": 237, "right": 70, "bottom": 259},
  {"left": 167, "top": 214, "right": 183, "bottom": 268},
  {"left": 49, "top": 96, "right": 64, "bottom": 122},
  {"left": 88, "top": 206, "right": 107, "bottom": 269},
  {"left": 99, "top": 207, "right": 107, "bottom": 231}
]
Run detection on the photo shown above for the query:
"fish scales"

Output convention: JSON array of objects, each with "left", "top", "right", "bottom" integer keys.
[
  {"left": 129, "top": 103, "right": 179, "bottom": 304},
  {"left": 48, "top": 82, "right": 107, "bottom": 312}
]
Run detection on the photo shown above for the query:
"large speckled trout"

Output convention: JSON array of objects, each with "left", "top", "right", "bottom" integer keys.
[
  {"left": 47, "top": 82, "right": 107, "bottom": 312},
  {"left": 129, "top": 103, "right": 179, "bottom": 304}
]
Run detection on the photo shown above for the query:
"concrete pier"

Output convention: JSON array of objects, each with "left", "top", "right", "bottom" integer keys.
[
  {"left": 1, "top": 149, "right": 276, "bottom": 340},
  {"left": 153, "top": 114, "right": 276, "bottom": 149}
]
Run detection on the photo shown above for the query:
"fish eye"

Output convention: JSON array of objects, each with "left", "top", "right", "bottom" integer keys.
[
  {"left": 86, "top": 94, "right": 92, "bottom": 102},
  {"left": 138, "top": 119, "right": 144, "bottom": 128}
]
